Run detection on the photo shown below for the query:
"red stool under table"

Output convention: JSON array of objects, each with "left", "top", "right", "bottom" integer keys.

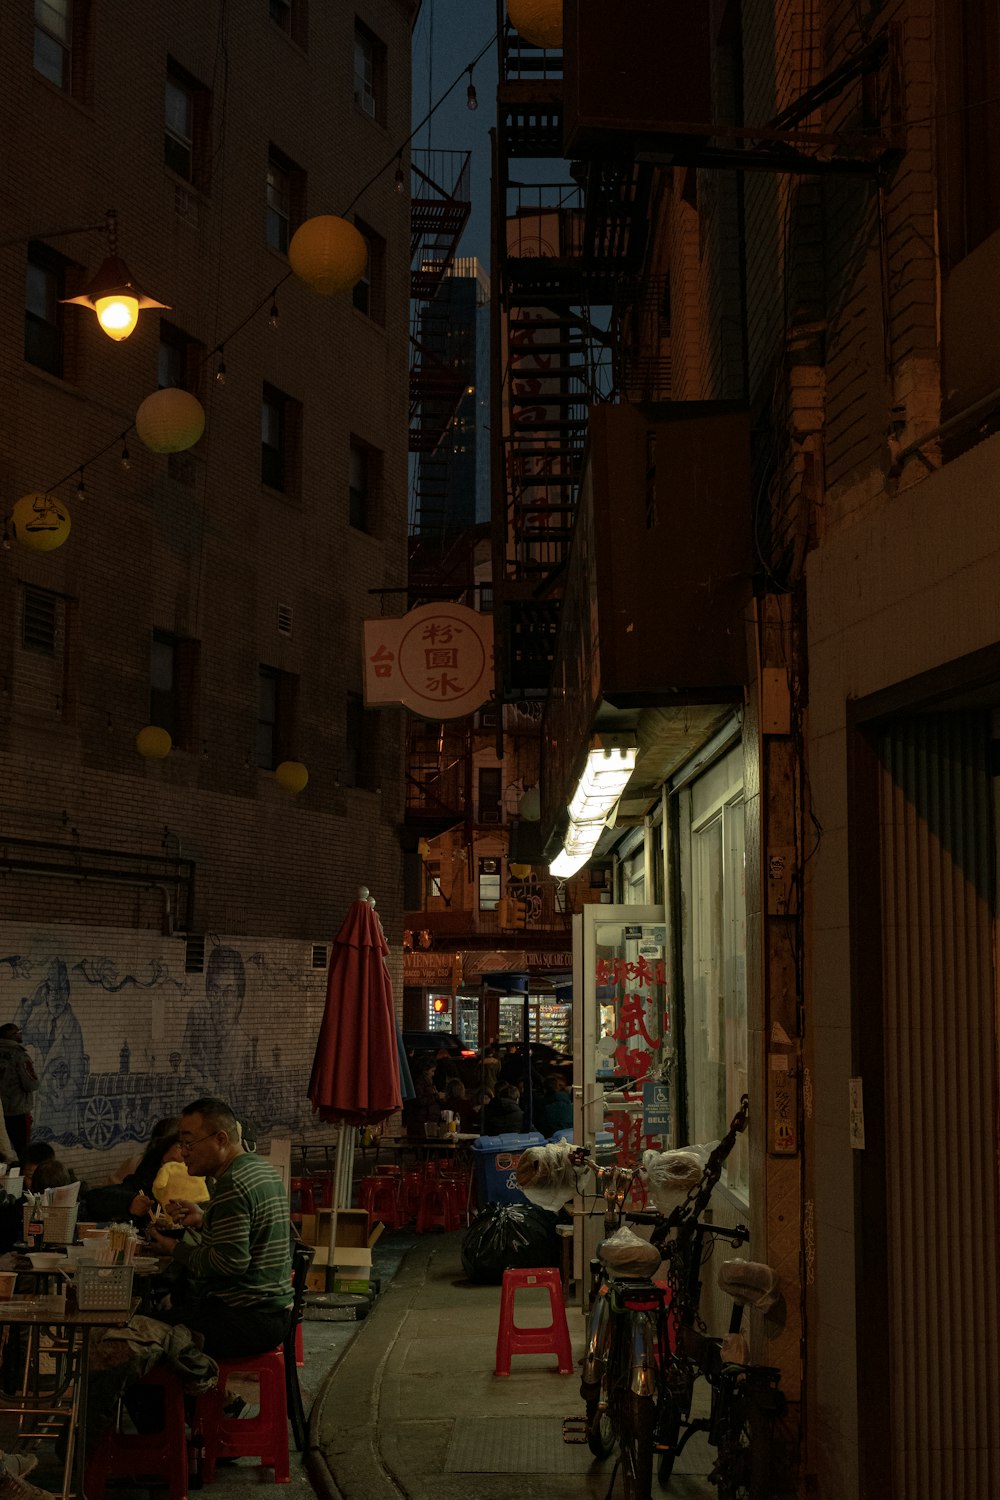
[
  {"left": 196, "top": 1347, "right": 290, "bottom": 1484},
  {"left": 495, "top": 1267, "right": 574, "bottom": 1376},
  {"left": 86, "top": 1366, "right": 189, "bottom": 1500}
]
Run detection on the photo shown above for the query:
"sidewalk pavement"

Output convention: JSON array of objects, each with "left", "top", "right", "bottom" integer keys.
[{"left": 308, "top": 1229, "right": 716, "bottom": 1500}]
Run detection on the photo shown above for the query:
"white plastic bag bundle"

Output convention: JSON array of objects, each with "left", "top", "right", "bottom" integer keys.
[
  {"left": 718, "top": 1258, "right": 781, "bottom": 1314},
  {"left": 515, "top": 1140, "right": 581, "bottom": 1212},
  {"left": 641, "top": 1141, "right": 715, "bottom": 1213},
  {"left": 597, "top": 1225, "right": 662, "bottom": 1278}
]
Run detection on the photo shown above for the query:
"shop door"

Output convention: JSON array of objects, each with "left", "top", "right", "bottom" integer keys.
[
  {"left": 853, "top": 710, "right": 1000, "bottom": 1498},
  {"left": 571, "top": 903, "right": 668, "bottom": 1288}
]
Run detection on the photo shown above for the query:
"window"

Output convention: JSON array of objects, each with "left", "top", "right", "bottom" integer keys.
[
  {"left": 266, "top": 148, "right": 304, "bottom": 253},
  {"left": 149, "top": 631, "right": 198, "bottom": 750},
  {"left": 349, "top": 437, "right": 380, "bottom": 531},
  {"left": 257, "top": 665, "right": 297, "bottom": 770},
  {"left": 478, "top": 767, "right": 502, "bottom": 823},
  {"left": 351, "top": 219, "right": 385, "bottom": 322},
  {"left": 344, "top": 690, "right": 378, "bottom": 788},
  {"left": 22, "top": 587, "right": 57, "bottom": 655},
  {"left": 165, "top": 61, "right": 209, "bottom": 187},
  {"left": 353, "top": 21, "right": 385, "bottom": 123},
  {"left": 478, "top": 857, "right": 501, "bottom": 911},
  {"left": 24, "top": 243, "right": 67, "bottom": 377},
  {"left": 261, "top": 384, "right": 300, "bottom": 494},
  {"left": 683, "top": 747, "right": 748, "bottom": 1198},
  {"left": 158, "top": 320, "right": 202, "bottom": 392},
  {"left": 269, "top": 0, "right": 307, "bottom": 46},
  {"left": 34, "top": 0, "right": 72, "bottom": 88}
]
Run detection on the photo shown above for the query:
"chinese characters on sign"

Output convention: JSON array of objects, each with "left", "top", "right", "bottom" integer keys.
[
  {"left": 596, "top": 943, "right": 671, "bottom": 1155},
  {"left": 363, "top": 603, "right": 494, "bottom": 719}
]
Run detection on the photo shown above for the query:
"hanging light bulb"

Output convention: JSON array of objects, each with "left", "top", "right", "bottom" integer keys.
[
  {"left": 61, "top": 209, "right": 169, "bottom": 341},
  {"left": 466, "top": 67, "right": 478, "bottom": 110},
  {"left": 215, "top": 348, "right": 227, "bottom": 385},
  {"left": 76, "top": 469, "right": 86, "bottom": 501},
  {"left": 394, "top": 157, "right": 405, "bottom": 193},
  {"left": 120, "top": 438, "right": 131, "bottom": 471},
  {"left": 268, "top": 297, "right": 279, "bottom": 329}
]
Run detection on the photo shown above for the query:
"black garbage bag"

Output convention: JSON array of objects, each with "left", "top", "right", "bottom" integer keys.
[{"left": 461, "top": 1201, "right": 561, "bottom": 1284}]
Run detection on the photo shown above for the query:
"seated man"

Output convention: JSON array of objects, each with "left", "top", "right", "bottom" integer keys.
[{"left": 146, "top": 1096, "right": 291, "bottom": 1358}]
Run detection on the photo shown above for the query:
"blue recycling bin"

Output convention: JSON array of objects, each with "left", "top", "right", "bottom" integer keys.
[{"left": 471, "top": 1132, "right": 546, "bottom": 1206}]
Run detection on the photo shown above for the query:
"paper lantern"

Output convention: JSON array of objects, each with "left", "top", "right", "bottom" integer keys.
[
  {"left": 508, "top": 0, "right": 562, "bottom": 49},
  {"left": 509, "top": 863, "right": 533, "bottom": 880},
  {"left": 518, "top": 785, "right": 541, "bottom": 821},
  {"left": 11, "top": 492, "right": 71, "bottom": 552},
  {"left": 135, "top": 388, "right": 206, "bottom": 453},
  {"left": 288, "top": 216, "right": 367, "bottom": 296},
  {"left": 135, "top": 726, "right": 172, "bottom": 759},
  {"left": 275, "top": 760, "right": 308, "bottom": 793}
]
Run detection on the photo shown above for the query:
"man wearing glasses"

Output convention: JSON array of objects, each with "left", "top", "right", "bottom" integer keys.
[{"left": 146, "top": 1096, "right": 292, "bottom": 1357}]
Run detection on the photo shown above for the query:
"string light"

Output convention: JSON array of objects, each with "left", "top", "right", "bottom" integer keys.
[
  {"left": 466, "top": 66, "right": 478, "bottom": 110},
  {"left": 120, "top": 438, "right": 131, "bottom": 471},
  {"left": 394, "top": 157, "right": 406, "bottom": 194},
  {"left": 268, "top": 296, "right": 279, "bottom": 329},
  {"left": 215, "top": 348, "right": 227, "bottom": 385},
  {"left": 76, "top": 469, "right": 86, "bottom": 501}
]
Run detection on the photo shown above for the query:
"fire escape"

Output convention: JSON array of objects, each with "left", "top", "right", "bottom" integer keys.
[
  {"left": 404, "top": 149, "right": 474, "bottom": 844},
  {"left": 491, "top": 25, "right": 652, "bottom": 699}
]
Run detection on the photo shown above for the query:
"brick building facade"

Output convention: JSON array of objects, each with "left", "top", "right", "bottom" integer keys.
[{"left": 0, "top": 1, "right": 415, "bottom": 1175}]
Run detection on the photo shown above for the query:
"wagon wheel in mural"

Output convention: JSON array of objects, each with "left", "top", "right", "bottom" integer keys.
[{"left": 81, "top": 1095, "right": 117, "bottom": 1149}]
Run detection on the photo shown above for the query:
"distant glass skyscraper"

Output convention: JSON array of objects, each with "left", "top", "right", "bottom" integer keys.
[{"left": 413, "top": 257, "right": 490, "bottom": 539}]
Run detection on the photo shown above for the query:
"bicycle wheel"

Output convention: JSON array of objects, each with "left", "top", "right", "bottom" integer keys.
[
  {"left": 620, "top": 1392, "right": 656, "bottom": 1500},
  {"left": 714, "top": 1381, "right": 773, "bottom": 1500},
  {"left": 584, "top": 1381, "right": 616, "bottom": 1459},
  {"left": 655, "top": 1383, "right": 687, "bottom": 1486}
]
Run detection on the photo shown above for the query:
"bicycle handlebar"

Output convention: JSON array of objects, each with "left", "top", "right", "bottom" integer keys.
[{"left": 625, "top": 1211, "right": 750, "bottom": 1245}]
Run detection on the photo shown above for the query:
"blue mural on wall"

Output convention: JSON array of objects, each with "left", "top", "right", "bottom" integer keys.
[{"left": 0, "top": 942, "right": 319, "bottom": 1156}]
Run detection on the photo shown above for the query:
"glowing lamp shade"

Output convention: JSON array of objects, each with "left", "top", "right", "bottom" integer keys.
[
  {"left": 288, "top": 215, "right": 368, "bottom": 296},
  {"left": 11, "top": 492, "right": 71, "bottom": 552},
  {"left": 509, "top": 863, "right": 533, "bottom": 880},
  {"left": 275, "top": 760, "right": 309, "bottom": 793},
  {"left": 508, "top": 0, "right": 562, "bottom": 49},
  {"left": 94, "top": 294, "right": 140, "bottom": 341},
  {"left": 550, "top": 847, "right": 587, "bottom": 879},
  {"left": 135, "top": 388, "right": 206, "bottom": 453},
  {"left": 136, "top": 726, "right": 172, "bottom": 759}
]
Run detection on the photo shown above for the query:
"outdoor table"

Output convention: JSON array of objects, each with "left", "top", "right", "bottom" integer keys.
[{"left": 0, "top": 1292, "right": 139, "bottom": 1500}]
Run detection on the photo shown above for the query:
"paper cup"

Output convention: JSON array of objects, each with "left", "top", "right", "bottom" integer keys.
[{"left": 0, "top": 1272, "right": 18, "bottom": 1300}]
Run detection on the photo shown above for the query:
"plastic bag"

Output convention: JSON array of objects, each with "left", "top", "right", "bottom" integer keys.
[
  {"left": 597, "top": 1225, "right": 662, "bottom": 1278},
  {"left": 515, "top": 1140, "right": 582, "bottom": 1212},
  {"left": 460, "top": 1202, "right": 562, "bottom": 1284},
  {"left": 641, "top": 1142, "right": 716, "bottom": 1213},
  {"left": 718, "top": 1258, "right": 781, "bottom": 1313}
]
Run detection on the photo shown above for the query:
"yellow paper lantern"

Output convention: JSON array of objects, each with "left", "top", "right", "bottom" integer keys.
[
  {"left": 135, "top": 725, "right": 172, "bottom": 759},
  {"left": 275, "top": 760, "right": 309, "bottom": 793},
  {"left": 288, "top": 216, "right": 367, "bottom": 296},
  {"left": 11, "top": 492, "right": 71, "bottom": 552},
  {"left": 509, "top": 863, "right": 533, "bottom": 880},
  {"left": 508, "top": 0, "right": 562, "bottom": 49},
  {"left": 135, "top": 388, "right": 206, "bottom": 454}
]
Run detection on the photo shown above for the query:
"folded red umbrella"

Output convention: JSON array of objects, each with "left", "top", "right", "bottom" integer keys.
[{"left": 308, "top": 890, "right": 403, "bottom": 1125}]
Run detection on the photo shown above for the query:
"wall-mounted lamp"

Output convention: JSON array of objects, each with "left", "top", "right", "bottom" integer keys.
[{"left": 547, "top": 733, "right": 638, "bottom": 879}]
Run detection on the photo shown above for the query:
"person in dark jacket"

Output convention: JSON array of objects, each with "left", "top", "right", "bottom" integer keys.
[
  {"left": 0, "top": 1023, "right": 39, "bottom": 1163},
  {"left": 482, "top": 1082, "right": 523, "bottom": 1134},
  {"left": 538, "top": 1074, "right": 574, "bottom": 1136}
]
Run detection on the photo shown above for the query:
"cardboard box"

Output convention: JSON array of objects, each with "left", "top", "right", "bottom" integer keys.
[{"left": 300, "top": 1211, "right": 383, "bottom": 1284}]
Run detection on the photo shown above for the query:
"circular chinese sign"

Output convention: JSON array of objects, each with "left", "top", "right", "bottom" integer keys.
[{"left": 395, "top": 604, "right": 493, "bottom": 719}]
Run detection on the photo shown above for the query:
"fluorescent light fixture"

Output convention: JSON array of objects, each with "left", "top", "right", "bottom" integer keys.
[{"left": 548, "top": 734, "right": 638, "bottom": 880}]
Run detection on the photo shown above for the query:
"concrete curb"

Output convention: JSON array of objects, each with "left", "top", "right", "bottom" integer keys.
[{"left": 305, "top": 1237, "right": 440, "bottom": 1500}]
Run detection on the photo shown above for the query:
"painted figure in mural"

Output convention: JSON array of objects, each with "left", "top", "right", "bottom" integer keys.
[
  {"left": 182, "top": 947, "right": 253, "bottom": 1109},
  {"left": 14, "top": 960, "right": 85, "bottom": 1142},
  {"left": 0, "top": 1023, "right": 37, "bottom": 1161}
]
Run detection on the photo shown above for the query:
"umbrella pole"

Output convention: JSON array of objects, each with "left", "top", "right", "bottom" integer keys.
[{"left": 328, "top": 1122, "right": 356, "bottom": 1277}]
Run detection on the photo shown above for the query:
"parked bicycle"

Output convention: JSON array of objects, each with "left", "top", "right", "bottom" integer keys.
[{"left": 578, "top": 1096, "right": 785, "bottom": 1500}]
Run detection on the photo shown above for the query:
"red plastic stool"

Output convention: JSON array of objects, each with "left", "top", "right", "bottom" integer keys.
[
  {"left": 401, "top": 1168, "right": 424, "bottom": 1221},
  {"left": 196, "top": 1347, "right": 290, "bottom": 1484},
  {"left": 415, "top": 1178, "right": 459, "bottom": 1233},
  {"left": 289, "top": 1177, "right": 316, "bottom": 1215},
  {"left": 86, "top": 1366, "right": 189, "bottom": 1500},
  {"left": 495, "top": 1267, "right": 574, "bottom": 1376},
  {"left": 361, "top": 1175, "right": 401, "bottom": 1232}
]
